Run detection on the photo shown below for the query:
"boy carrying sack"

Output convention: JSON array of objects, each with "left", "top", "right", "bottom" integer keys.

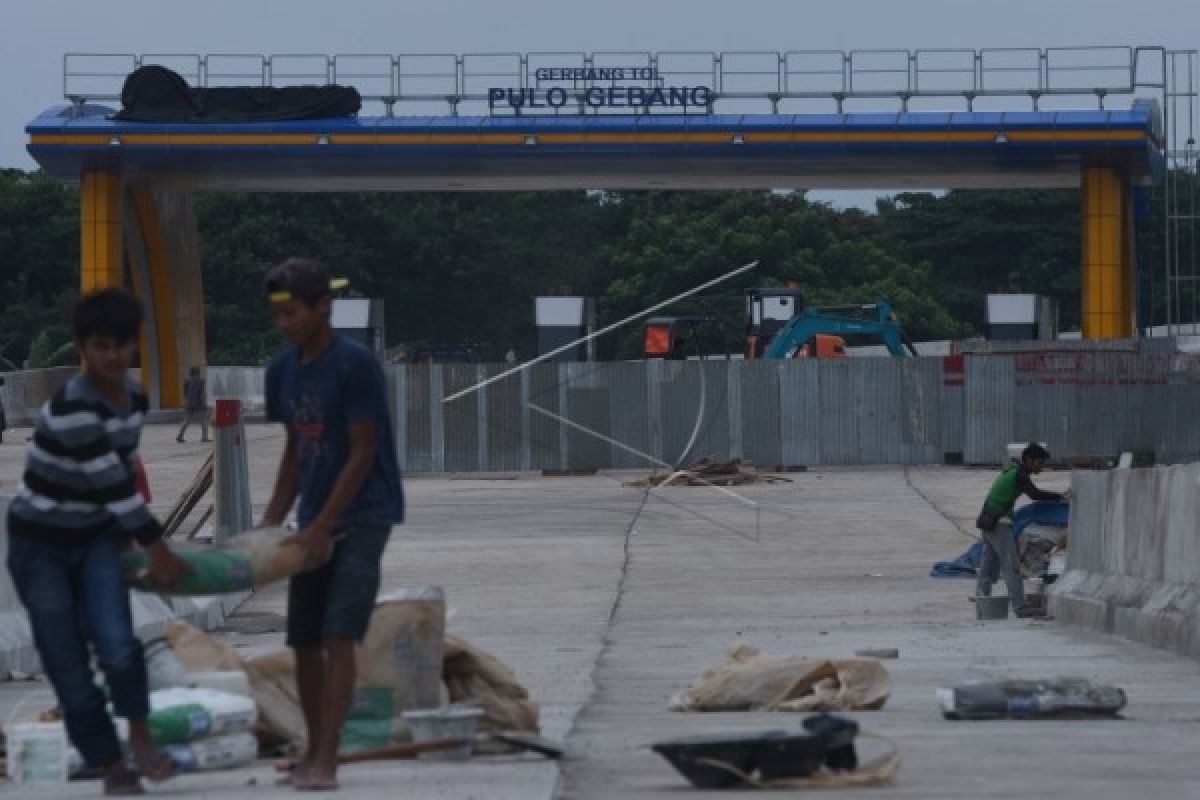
[{"left": 6, "top": 289, "right": 189, "bottom": 795}]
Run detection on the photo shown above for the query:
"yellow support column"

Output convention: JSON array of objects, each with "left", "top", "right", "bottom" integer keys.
[
  {"left": 81, "top": 171, "right": 124, "bottom": 291},
  {"left": 1081, "top": 166, "right": 1135, "bottom": 338},
  {"left": 129, "top": 187, "right": 183, "bottom": 409}
]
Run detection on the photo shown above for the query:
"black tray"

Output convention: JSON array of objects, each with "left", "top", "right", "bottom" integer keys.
[
  {"left": 652, "top": 731, "right": 785, "bottom": 788},
  {"left": 754, "top": 731, "right": 827, "bottom": 781}
]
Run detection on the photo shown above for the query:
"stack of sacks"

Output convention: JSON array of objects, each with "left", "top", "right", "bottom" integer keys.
[
  {"left": 67, "top": 687, "right": 258, "bottom": 775},
  {"left": 163, "top": 614, "right": 542, "bottom": 756}
]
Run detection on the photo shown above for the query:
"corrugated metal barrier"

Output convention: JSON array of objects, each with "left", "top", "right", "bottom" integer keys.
[{"left": 201, "top": 354, "right": 1200, "bottom": 471}]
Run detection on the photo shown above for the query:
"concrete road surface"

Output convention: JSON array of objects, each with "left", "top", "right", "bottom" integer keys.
[{"left": 2, "top": 425, "right": 1200, "bottom": 798}]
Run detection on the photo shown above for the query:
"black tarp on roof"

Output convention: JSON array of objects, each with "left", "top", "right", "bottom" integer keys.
[{"left": 114, "top": 65, "right": 361, "bottom": 122}]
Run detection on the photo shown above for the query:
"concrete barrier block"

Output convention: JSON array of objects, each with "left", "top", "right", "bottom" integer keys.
[
  {"left": 1057, "top": 461, "right": 1200, "bottom": 660},
  {"left": 0, "top": 367, "right": 75, "bottom": 426},
  {"left": 1121, "top": 467, "right": 1168, "bottom": 582},
  {"left": 1052, "top": 591, "right": 1110, "bottom": 630},
  {"left": 1127, "top": 583, "right": 1200, "bottom": 654},
  {"left": 1164, "top": 464, "right": 1200, "bottom": 584},
  {"left": 1115, "top": 605, "right": 1185, "bottom": 653},
  {"left": 1066, "top": 471, "right": 1108, "bottom": 572}
]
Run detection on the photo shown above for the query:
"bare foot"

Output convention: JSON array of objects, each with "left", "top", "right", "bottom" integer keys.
[
  {"left": 275, "top": 756, "right": 313, "bottom": 787},
  {"left": 129, "top": 744, "right": 177, "bottom": 784},
  {"left": 293, "top": 762, "right": 338, "bottom": 792},
  {"left": 103, "top": 765, "right": 145, "bottom": 796}
]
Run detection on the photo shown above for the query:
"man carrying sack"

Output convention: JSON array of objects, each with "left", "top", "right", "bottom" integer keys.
[{"left": 260, "top": 258, "right": 405, "bottom": 792}]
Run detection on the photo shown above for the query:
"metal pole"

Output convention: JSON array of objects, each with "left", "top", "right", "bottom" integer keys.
[{"left": 213, "top": 398, "right": 253, "bottom": 544}]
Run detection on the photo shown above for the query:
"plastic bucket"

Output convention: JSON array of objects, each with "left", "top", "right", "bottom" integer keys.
[
  {"left": 974, "top": 595, "right": 1010, "bottom": 620},
  {"left": 401, "top": 705, "right": 483, "bottom": 761},
  {"left": 5, "top": 722, "right": 69, "bottom": 786}
]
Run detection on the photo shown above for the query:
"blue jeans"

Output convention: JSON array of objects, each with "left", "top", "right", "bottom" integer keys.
[{"left": 6, "top": 532, "right": 148, "bottom": 768}]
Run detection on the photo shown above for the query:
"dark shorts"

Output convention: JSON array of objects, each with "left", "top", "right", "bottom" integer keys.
[{"left": 286, "top": 524, "right": 391, "bottom": 648}]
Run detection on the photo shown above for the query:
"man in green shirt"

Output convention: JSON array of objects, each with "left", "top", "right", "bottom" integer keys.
[{"left": 976, "top": 443, "right": 1064, "bottom": 618}]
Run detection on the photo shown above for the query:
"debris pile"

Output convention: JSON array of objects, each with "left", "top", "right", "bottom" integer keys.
[
  {"left": 670, "top": 645, "right": 891, "bottom": 713},
  {"left": 625, "top": 458, "right": 791, "bottom": 488}
]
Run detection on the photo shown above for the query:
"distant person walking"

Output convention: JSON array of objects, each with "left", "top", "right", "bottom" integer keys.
[{"left": 175, "top": 366, "right": 210, "bottom": 443}]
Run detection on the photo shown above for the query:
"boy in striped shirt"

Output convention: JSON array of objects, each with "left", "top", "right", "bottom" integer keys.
[{"left": 6, "top": 289, "right": 188, "bottom": 795}]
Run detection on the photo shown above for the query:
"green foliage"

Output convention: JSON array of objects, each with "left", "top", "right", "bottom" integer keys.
[
  {"left": 0, "top": 167, "right": 1147, "bottom": 366},
  {"left": 23, "top": 332, "right": 74, "bottom": 369},
  {"left": 877, "top": 189, "right": 1081, "bottom": 329},
  {"left": 0, "top": 169, "right": 79, "bottom": 368}
]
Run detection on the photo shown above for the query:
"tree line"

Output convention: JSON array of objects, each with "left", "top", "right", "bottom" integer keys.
[{"left": 1, "top": 166, "right": 1090, "bottom": 366}]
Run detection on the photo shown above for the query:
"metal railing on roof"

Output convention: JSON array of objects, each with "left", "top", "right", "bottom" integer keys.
[{"left": 62, "top": 46, "right": 1173, "bottom": 117}]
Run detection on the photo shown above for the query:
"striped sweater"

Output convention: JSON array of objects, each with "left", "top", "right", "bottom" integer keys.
[{"left": 6, "top": 374, "right": 163, "bottom": 546}]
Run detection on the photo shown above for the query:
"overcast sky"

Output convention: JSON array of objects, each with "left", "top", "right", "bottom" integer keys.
[{"left": 3, "top": 0, "right": 1197, "bottom": 205}]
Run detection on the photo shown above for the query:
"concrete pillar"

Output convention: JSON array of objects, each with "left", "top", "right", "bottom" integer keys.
[
  {"left": 153, "top": 190, "right": 207, "bottom": 389},
  {"left": 84, "top": 178, "right": 204, "bottom": 409},
  {"left": 126, "top": 186, "right": 184, "bottom": 409},
  {"left": 1081, "top": 166, "right": 1135, "bottom": 338}
]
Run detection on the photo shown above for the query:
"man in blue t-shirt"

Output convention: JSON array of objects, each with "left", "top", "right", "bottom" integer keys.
[{"left": 260, "top": 258, "right": 404, "bottom": 792}]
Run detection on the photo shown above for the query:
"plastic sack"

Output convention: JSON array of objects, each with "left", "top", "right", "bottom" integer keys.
[
  {"left": 343, "top": 588, "right": 447, "bottom": 752},
  {"left": 938, "top": 677, "right": 1126, "bottom": 720},
  {"left": 669, "top": 645, "right": 890, "bottom": 713},
  {"left": 150, "top": 688, "right": 256, "bottom": 741},
  {"left": 164, "top": 732, "right": 258, "bottom": 772},
  {"left": 162, "top": 621, "right": 301, "bottom": 751},
  {"left": 147, "top": 703, "right": 211, "bottom": 744},
  {"left": 122, "top": 527, "right": 325, "bottom": 595}
]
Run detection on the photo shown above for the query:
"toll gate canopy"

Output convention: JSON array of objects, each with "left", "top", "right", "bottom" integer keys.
[{"left": 21, "top": 47, "right": 1198, "bottom": 406}]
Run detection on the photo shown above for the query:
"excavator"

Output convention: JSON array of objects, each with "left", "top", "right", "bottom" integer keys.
[{"left": 643, "top": 287, "right": 918, "bottom": 359}]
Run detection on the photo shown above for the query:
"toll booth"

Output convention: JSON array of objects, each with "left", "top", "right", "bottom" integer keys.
[
  {"left": 333, "top": 297, "right": 386, "bottom": 357},
  {"left": 535, "top": 296, "right": 594, "bottom": 361},
  {"left": 987, "top": 294, "right": 1058, "bottom": 341}
]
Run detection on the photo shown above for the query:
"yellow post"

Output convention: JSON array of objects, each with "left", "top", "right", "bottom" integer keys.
[
  {"left": 80, "top": 171, "right": 124, "bottom": 291},
  {"left": 130, "top": 187, "right": 183, "bottom": 409},
  {"left": 1080, "top": 166, "right": 1135, "bottom": 338}
]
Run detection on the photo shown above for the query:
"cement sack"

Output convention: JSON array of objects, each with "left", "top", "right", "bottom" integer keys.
[
  {"left": 163, "top": 621, "right": 298, "bottom": 750},
  {"left": 164, "top": 617, "right": 540, "bottom": 755},
  {"left": 343, "top": 598, "right": 538, "bottom": 753},
  {"left": 150, "top": 688, "right": 256, "bottom": 737},
  {"left": 669, "top": 645, "right": 890, "bottom": 713},
  {"left": 343, "top": 588, "right": 447, "bottom": 752},
  {"left": 122, "top": 528, "right": 327, "bottom": 595},
  {"left": 164, "top": 732, "right": 258, "bottom": 772}
]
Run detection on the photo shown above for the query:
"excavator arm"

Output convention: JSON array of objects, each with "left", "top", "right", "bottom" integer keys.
[{"left": 763, "top": 302, "right": 918, "bottom": 358}]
